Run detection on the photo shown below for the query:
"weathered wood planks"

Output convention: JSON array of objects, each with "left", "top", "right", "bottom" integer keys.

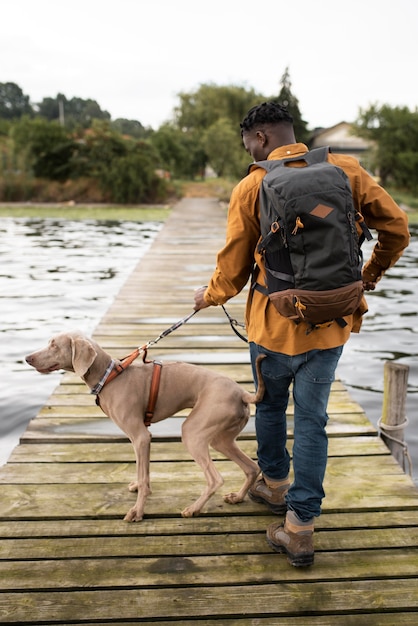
[{"left": 1, "top": 197, "right": 417, "bottom": 625}]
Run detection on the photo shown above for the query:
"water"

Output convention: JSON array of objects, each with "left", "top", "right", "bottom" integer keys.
[
  {"left": 338, "top": 226, "right": 418, "bottom": 483},
  {"left": 0, "top": 217, "right": 162, "bottom": 464},
  {"left": 0, "top": 217, "right": 417, "bottom": 485}
]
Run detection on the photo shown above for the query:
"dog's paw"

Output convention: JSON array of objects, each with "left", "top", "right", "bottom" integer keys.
[
  {"left": 181, "top": 506, "right": 200, "bottom": 518},
  {"left": 123, "top": 507, "right": 143, "bottom": 522},
  {"left": 128, "top": 481, "right": 138, "bottom": 492},
  {"left": 223, "top": 491, "right": 244, "bottom": 504}
]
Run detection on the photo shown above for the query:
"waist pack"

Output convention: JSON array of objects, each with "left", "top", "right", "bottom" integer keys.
[{"left": 252, "top": 147, "right": 372, "bottom": 327}]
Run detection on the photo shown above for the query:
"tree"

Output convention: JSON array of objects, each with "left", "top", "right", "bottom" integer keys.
[
  {"left": 73, "top": 121, "right": 166, "bottom": 202},
  {"left": 172, "top": 84, "right": 263, "bottom": 177},
  {"left": 100, "top": 143, "right": 166, "bottom": 203},
  {"left": 74, "top": 120, "right": 127, "bottom": 177},
  {"left": 150, "top": 123, "right": 206, "bottom": 179},
  {"left": 273, "top": 68, "right": 309, "bottom": 144},
  {"left": 354, "top": 104, "right": 418, "bottom": 191},
  {"left": 174, "top": 84, "right": 262, "bottom": 133},
  {"left": 10, "top": 117, "right": 75, "bottom": 180},
  {"left": 0, "top": 82, "right": 33, "bottom": 120},
  {"left": 37, "top": 94, "right": 111, "bottom": 129},
  {"left": 202, "top": 118, "right": 248, "bottom": 178},
  {"left": 111, "top": 118, "right": 147, "bottom": 139}
]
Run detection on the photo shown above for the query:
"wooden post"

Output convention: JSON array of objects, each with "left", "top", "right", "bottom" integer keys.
[{"left": 379, "top": 361, "right": 410, "bottom": 471}]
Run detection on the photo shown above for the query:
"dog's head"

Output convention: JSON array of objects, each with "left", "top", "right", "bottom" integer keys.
[{"left": 25, "top": 331, "right": 97, "bottom": 377}]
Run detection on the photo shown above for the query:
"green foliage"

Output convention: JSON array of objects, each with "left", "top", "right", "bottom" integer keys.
[
  {"left": 4, "top": 77, "right": 417, "bottom": 203},
  {"left": 37, "top": 93, "right": 110, "bottom": 129},
  {"left": 171, "top": 84, "right": 263, "bottom": 178},
  {"left": 150, "top": 123, "right": 202, "bottom": 178},
  {"left": 174, "top": 84, "right": 263, "bottom": 133},
  {"left": 10, "top": 117, "right": 75, "bottom": 181},
  {"left": 2, "top": 115, "right": 167, "bottom": 203},
  {"left": 354, "top": 104, "right": 418, "bottom": 192},
  {"left": 98, "top": 143, "right": 166, "bottom": 204},
  {"left": 74, "top": 120, "right": 127, "bottom": 177},
  {"left": 202, "top": 117, "right": 250, "bottom": 178},
  {"left": 71, "top": 121, "right": 167, "bottom": 203},
  {"left": 394, "top": 151, "right": 418, "bottom": 194},
  {"left": 0, "top": 82, "right": 33, "bottom": 119},
  {"left": 111, "top": 118, "right": 148, "bottom": 138}
]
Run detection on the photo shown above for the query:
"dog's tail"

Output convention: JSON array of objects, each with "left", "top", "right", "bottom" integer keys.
[{"left": 242, "top": 354, "right": 266, "bottom": 404}]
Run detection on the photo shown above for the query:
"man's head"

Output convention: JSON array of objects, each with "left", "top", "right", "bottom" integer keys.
[{"left": 240, "top": 102, "right": 296, "bottom": 161}]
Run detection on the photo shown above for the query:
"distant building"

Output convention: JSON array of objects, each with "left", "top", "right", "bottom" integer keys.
[{"left": 310, "top": 122, "right": 375, "bottom": 170}]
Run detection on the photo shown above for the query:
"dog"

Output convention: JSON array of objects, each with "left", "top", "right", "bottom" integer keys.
[{"left": 26, "top": 331, "right": 265, "bottom": 521}]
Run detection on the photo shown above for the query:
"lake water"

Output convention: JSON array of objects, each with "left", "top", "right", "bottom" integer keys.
[
  {"left": 0, "top": 217, "right": 162, "bottom": 464},
  {"left": 1, "top": 217, "right": 417, "bottom": 485}
]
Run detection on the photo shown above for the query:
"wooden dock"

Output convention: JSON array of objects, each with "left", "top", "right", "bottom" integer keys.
[{"left": 1, "top": 197, "right": 418, "bottom": 625}]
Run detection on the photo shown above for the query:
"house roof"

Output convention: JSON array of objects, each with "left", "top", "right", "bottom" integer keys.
[{"left": 311, "top": 121, "right": 372, "bottom": 151}]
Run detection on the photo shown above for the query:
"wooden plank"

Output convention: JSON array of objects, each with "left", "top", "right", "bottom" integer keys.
[
  {"left": 0, "top": 455, "right": 406, "bottom": 485},
  {"left": 0, "top": 465, "right": 417, "bottom": 520},
  {"left": 1, "top": 510, "right": 417, "bottom": 539},
  {"left": 2, "top": 549, "right": 418, "bottom": 590},
  {"left": 2, "top": 528, "right": 418, "bottom": 560},
  {"left": 7, "top": 436, "right": 390, "bottom": 463},
  {"left": 1, "top": 580, "right": 418, "bottom": 623},
  {"left": 50, "top": 616, "right": 418, "bottom": 626}
]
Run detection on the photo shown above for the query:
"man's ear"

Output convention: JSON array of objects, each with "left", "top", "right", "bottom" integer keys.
[
  {"left": 71, "top": 336, "right": 97, "bottom": 377},
  {"left": 256, "top": 130, "right": 267, "bottom": 146}
]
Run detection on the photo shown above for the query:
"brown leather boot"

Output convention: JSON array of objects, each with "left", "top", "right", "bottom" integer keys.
[
  {"left": 248, "top": 476, "right": 289, "bottom": 514},
  {"left": 266, "top": 511, "right": 314, "bottom": 567}
]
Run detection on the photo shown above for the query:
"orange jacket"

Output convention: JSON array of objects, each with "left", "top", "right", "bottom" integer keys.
[{"left": 204, "top": 143, "right": 410, "bottom": 355}]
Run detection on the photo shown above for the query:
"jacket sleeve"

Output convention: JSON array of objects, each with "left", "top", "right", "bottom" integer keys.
[
  {"left": 352, "top": 165, "right": 410, "bottom": 283},
  {"left": 204, "top": 177, "right": 261, "bottom": 306}
]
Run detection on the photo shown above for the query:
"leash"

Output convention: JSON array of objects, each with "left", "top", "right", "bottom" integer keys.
[
  {"left": 92, "top": 304, "right": 246, "bottom": 425},
  {"left": 91, "top": 309, "right": 198, "bottom": 395},
  {"left": 221, "top": 305, "right": 248, "bottom": 343}
]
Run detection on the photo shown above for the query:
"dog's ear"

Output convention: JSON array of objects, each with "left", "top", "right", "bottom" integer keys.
[{"left": 71, "top": 336, "right": 97, "bottom": 377}]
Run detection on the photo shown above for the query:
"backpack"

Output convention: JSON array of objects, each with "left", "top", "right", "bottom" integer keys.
[{"left": 252, "top": 147, "right": 372, "bottom": 327}]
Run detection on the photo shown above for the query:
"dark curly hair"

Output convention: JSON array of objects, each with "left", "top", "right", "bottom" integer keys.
[{"left": 240, "top": 102, "right": 293, "bottom": 134}]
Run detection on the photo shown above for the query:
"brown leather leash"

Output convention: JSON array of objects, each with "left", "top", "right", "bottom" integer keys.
[{"left": 91, "top": 310, "right": 197, "bottom": 426}]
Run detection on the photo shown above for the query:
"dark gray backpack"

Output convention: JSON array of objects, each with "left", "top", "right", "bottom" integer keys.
[{"left": 252, "top": 147, "right": 372, "bottom": 327}]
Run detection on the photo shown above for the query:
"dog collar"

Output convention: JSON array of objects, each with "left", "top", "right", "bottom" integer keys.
[{"left": 90, "top": 359, "right": 118, "bottom": 395}]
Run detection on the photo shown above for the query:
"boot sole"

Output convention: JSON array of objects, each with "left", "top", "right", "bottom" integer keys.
[
  {"left": 267, "top": 537, "right": 314, "bottom": 567},
  {"left": 248, "top": 492, "right": 287, "bottom": 515}
]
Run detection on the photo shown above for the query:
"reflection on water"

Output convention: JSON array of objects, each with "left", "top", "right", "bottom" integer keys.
[
  {"left": 0, "top": 218, "right": 417, "bottom": 485},
  {"left": 0, "top": 217, "right": 161, "bottom": 464}
]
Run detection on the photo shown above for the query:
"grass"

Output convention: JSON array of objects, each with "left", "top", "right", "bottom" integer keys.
[{"left": 0, "top": 204, "right": 171, "bottom": 222}]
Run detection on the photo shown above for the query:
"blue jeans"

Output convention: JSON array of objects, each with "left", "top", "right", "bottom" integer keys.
[{"left": 250, "top": 342, "right": 343, "bottom": 521}]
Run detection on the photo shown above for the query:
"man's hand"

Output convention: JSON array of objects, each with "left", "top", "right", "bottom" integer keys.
[
  {"left": 194, "top": 286, "right": 211, "bottom": 311},
  {"left": 363, "top": 280, "right": 377, "bottom": 291}
]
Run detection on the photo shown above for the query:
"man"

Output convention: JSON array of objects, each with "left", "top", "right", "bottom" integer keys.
[{"left": 193, "top": 102, "right": 409, "bottom": 567}]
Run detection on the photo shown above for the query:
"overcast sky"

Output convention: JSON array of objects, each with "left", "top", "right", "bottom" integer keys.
[{"left": 2, "top": 0, "right": 417, "bottom": 130}]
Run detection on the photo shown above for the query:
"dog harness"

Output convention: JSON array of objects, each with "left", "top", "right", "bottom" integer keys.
[
  {"left": 89, "top": 311, "right": 201, "bottom": 426},
  {"left": 92, "top": 348, "right": 162, "bottom": 427}
]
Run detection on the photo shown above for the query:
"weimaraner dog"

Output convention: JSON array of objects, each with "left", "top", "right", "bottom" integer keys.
[{"left": 26, "top": 331, "right": 265, "bottom": 521}]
